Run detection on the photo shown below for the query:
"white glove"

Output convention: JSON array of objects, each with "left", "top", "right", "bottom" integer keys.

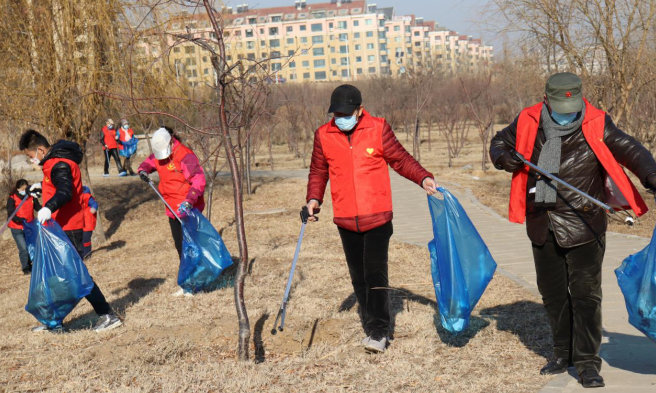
[
  {"left": 37, "top": 207, "right": 52, "bottom": 224},
  {"left": 30, "top": 183, "right": 41, "bottom": 192}
]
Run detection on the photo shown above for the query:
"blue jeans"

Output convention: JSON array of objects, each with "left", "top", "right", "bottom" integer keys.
[{"left": 10, "top": 228, "right": 31, "bottom": 272}]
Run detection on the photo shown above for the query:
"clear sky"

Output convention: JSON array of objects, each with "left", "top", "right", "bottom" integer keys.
[{"left": 227, "top": 0, "right": 497, "bottom": 47}]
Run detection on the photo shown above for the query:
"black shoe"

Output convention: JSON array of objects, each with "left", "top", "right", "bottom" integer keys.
[
  {"left": 579, "top": 369, "right": 605, "bottom": 388},
  {"left": 22, "top": 268, "right": 31, "bottom": 275},
  {"left": 540, "top": 358, "right": 570, "bottom": 375}
]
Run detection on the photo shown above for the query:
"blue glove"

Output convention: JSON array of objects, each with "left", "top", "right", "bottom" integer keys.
[{"left": 178, "top": 202, "right": 192, "bottom": 218}]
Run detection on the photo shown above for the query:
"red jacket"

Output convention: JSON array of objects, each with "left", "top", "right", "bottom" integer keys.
[
  {"left": 138, "top": 139, "right": 206, "bottom": 219},
  {"left": 102, "top": 126, "right": 118, "bottom": 150},
  {"left": 509, "top": 99, "right": 648, "bottom": 224},
  {"left": 81, "top": 193, "right": 97, "bottom": 232},
  {"left": 7, "top": 193, "right": 34, "bottom": 230},
  {"left": 118, "top": 127, "right": 134, "bottom": 151},
  {"left": 307, "top": 110, "right": 433, "bottom": 232},
  {"left": 42, "top": 157, "right": 85, "bottom": 230}
]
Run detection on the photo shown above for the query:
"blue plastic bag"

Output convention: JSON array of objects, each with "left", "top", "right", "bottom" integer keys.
[
  {"left": 428, "top": 188, "right": 497, "bottom": 333},
  {"left": 615, "top": 224, "right": 656, "bottom": 343},
  {"left": 178, "top": 208, "right": 233, "bottom": 293},
  {"left": 24, "top": 220, "right": 94, "bottom": 328},
  {"left": 119, "top": 138, "right": 138, "bottom": 157}
]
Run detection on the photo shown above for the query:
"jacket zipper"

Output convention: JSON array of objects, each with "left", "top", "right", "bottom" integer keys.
[{"left": 347, "top": 133, "right": 361, "bottom": 232}]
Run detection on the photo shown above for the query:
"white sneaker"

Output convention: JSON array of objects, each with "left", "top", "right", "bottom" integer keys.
[
  {"left": 364, "top": 336, "right": 388, "bottom": 353},
  {"left": 361, "top": 336, "right": 371, "bottom": 346},
  {"left": 172, "top": 288, "right": 194, "bottom": 297}
]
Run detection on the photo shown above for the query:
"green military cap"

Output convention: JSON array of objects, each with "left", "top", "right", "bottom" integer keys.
[{"left": 545, "top": 72, "right": 584, "bottom": 113}]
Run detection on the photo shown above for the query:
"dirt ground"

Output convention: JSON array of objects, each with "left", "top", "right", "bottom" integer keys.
[{"left": 0, "top": 176, "right": 554, "bottom": 392}]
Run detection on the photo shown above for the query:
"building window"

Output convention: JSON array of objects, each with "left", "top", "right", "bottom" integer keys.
[
  {"left": 340, "top": 57, "right": 348, "bottom": 65},
  {"left": 261, "top": 40, "right": 266, "bottom": 47},
  {"left": 300, "top": 25, "right": 307, "bottom": 31},
  {"left": 366, "top": 31, "right": 374, "bottom": 38},
  {"left": 303, "top": 72, "right": 310, "bottom": 79},
  {"left": 311, "top": 23, "right": 323, "bottom": 32},
  {"left": 341, "top": 69, "right": 349, "bottom": 77},
  {"left": 329, "top": 22, "right": 334, "bottom": 29},
  {"left": 204, "top": 68, "right": 209, "bottom": 74},
  {"left": 357, "top": 68, "right": 363, "bottom": 74},
  {"left": 202, "top": 56, "right": 208, "bottom": 62},
  {"left": 301, "top": 37, "right": 308, "bottom": 43},
  {"left": 356, "top": 56, "right": 362, "bottom": 62},
  {"left": 246, "top": 29, "right": 253, "bottom": 38},
  {"left": 272, "top": 63, "right": 282, "bottom": 71},
  {"left": 173, "top": 47, "right": 180, "bottom": 53},
  {"left": 185, "top": 57, "right": 196, "bottom": 65},
  {"left": 260, "top": 28, "right": 264, "bottom": 34},
  {"left": 247, "top": 41, "right": 254, "bottom": 49},
  {"left": 312, "top": 36, "right": 324, "bottom": 44},
  {"left": 247, "top": 53, "right": 255, "bottom": 60},
  {"left": 355, "top": 44, "right": 361, "bottom": 50},
  {"left": 301, "top": 49, "right": 309, "bottom": 55},
  {"left": 302, "top": 60, "right": 310, "bottom": 67},
  {"left": 339, "top": 33, "right": 348, "bottom": 41},
  {"left": 270, "top": 39, "right": 281, "bottom": 48},
  {"left": 287, "top": 38, "right": 294, "bottom": 45},
  {"left": 287, "top": 26, "right": 293, "bottom": 33},
  {"left": 365, "top": 19, "right": 373, "bottom": 26},
  {"left": 354, "top": 21, "right": 359, "bottom": 27},
  {"left": 367, "top": 43, "right": 374, "bottom": 50},
  {"left": 288, "top": 49, "right": 295, "bottom": 56},
  {"left": 332, "top": 70, "right": 338, "bottom": 76},
  {"left": 248, "top": 18, "right": 257, "bottom": 24},
  {"left": 272, "top": 16, "right": 282, "bottom": 22},
  {"left": 414, "top": 31, "right": 420, "bottom": 37},
  {"left": 331, "top": 47, "right": 336, "bottom": 53},
  {"left": 394, "top": 26, "right": 400, "bottom": 32},
  {"left": 290, "top": 61, "right": 296, "bottom": 68},
  {"left": 314, "top": 59, "right": 326, "bottom": 68},
  {"left": 368, "top": 67, "right": 376, "bottom": 73},
  {"left": 380, "top": 43, "right": 387, "bottom": 50},
  {"left": 368, "top": 55, "right": 375, "bottom": 62},
  {"left": 192, "top": 69, "right": 197, "bottom": 77},
  {"left": 331, "top": 58, "right": 337, "bottom": 64},
  {"left": 337, "top": 21, "right": 347, "bottom": 29},
  {"left": 355, "top": 32, "right": 361, "bottom": 39},
  {"left": 262, "top": 52, "right": 268, "bottom": 59},
  {"left": 315, "top": 71, "right": 327, "bottom": 80},
  {"left": 313, "top": 47, "right": 325, "bottom": 56},
  {"left": 395, "top": 37, "right": 401, "bottom": 43},
  {"left": 270, "top": 27, "right": 279, "bottom": 35},
  {"left": 290, "top": 74, "right": 297, "bottom": 80},
  {"left": 271, "top": 51, "right": 281, "bottom": 58},
  {"left": 185, "top": 46, "right": 195, "bottom": 54}
]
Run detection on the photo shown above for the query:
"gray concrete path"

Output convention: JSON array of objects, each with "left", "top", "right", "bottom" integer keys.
[{"left": 389, "top": 172, "right": 656, "bottom": 393}]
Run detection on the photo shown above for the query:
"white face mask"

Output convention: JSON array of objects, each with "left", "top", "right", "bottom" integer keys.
[{"left": 30, "top": 157, "right": 40, "bottom": 165}]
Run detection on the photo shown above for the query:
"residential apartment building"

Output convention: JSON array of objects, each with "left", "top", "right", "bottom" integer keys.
[{"left": 136, "top": 0, "right": 493, "bottom": 86}]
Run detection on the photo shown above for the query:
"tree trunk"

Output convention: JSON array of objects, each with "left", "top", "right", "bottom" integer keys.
[
  {"left": 427, "top": 117, "right": 433, "bottom": 152},
  {"left": 245, "top": 133, "right": 252, "bottom": 195},
  {"left": 81, "top": 140, "right": 107, "bottom": 245},
  {"left": 413, "top": 116, "right": 421, "bottom": 163},
  {"left": 268, "top": 125, "right": 274, "bottom": 171}
]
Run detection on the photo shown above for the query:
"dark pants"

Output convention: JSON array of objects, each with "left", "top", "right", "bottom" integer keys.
[
  {"left": 122, "top": 155, "right": 135, "bottom": 175},
  {"left": 338, "top": 221, "right": 393, "bottom": 339},
  {"left": 10, "top": 228, "right": 31, "bottom": 272},
  {"left": 104, "top": 148, "right": 124, "bottom": 175},
  {"left": 532, "top": 231, "right": 605, "bottom": 374},
  {"left": 64, "top": 229, "right": 112, "bottom": 316},
  {"left": 169, "top": 217, "right": 183, "bottom": 259},
  {"left": 82, "top": 231, "right": 93, "bottom": 259}
]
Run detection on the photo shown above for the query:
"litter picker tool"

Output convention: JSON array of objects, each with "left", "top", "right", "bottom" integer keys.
[
  {"left": 511, "top": 149, "right": 636, "bottom": 226},
  {"left": 271, "top": 206, "right": 315, "bottom": 335},
  {"left": 147, "top": 180, "right": 183, "bottom": 224},
  {"left": 0, "top": 193, "right": 29, "bottom": 238}
]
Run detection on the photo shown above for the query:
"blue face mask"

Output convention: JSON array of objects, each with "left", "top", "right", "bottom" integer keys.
[
  {"left": 335, "top": 114, "right": 358, "bottom": 131},
  {"left": 551, "top": 111, "right": 578, "bottom": 126},
  {"left": 122, "top": 125, "right": 129, "bottom": 130}
]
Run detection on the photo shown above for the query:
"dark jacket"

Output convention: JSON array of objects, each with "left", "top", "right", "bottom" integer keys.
[
  {"left": 490, "top": 114, "right": 656, "bottom": 247},
  {"left": 40, "top": 140, "right": 84, "bottom": 213}
]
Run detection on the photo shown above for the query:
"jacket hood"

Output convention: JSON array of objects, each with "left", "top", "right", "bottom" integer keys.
[{"left": 41, "top": 140, "right": 83, "bottom": 166}]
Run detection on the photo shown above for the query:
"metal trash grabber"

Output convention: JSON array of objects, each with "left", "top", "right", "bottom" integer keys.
[
  {"left": 510, "top": 149, "right": 636, "bottom": 225},
  {"left": 0, "top": 193, "right": 30, "bottom": 238},
  {"left": 147, "top": 180, "right": 183, "bottom": 224},
  {"left": 271, "top": 206, "right": 315, "bottom": 335}
]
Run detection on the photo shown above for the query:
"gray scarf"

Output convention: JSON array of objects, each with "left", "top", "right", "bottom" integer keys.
[{"left": 536, "top": 105, "right": 586, "bottom": 203}]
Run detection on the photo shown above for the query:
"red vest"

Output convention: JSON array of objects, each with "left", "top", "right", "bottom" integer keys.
[
  {"left": 509, "top": 99, "right": 648, "bottom": 223},
  {"left": 42, "top": 158, "right": 85, "bottom": 230},
  {"left": 102, "top": 126, "right": 118, "bottom": 150},
  {"left": 8, "top": 193, "right": 34, "bottom": 230},
  {"left": 81, "top": 193, "right": 97, "bottom": 232},
  {"left": 154, "top": 143, "right": 205, "bottom": 214},
  {"left": 318, "top": 111, "right": 393, "bottom": 229},
  {"left": 118, "top": 128, "right": 133, "bottom": 150}
]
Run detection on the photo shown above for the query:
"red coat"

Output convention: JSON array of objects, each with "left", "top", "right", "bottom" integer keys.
[
  {"left": 42, "top": 158, "right": 85, "bottom": 230},
  {"left": 118, "top": 127, "right": 134, "bottom": 151},
  {"left": 509, "top": 99, "right": 648, "bottom": 224},
  {"left": 102, "top": 126, "right": 118, "bottom": 150},
  {"left": 307, "top": 110, "right": 433, "bottom": 232},
  {"left": 8, "top": 194, "right": 34, "bottom": 230},
  {"left": 81, "top": 193, "right": 97, "bottom": 232}
]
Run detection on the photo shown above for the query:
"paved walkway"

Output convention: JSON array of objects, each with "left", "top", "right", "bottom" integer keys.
[{"left": 389, "top": 172, "right": 656, "bottom": 393}]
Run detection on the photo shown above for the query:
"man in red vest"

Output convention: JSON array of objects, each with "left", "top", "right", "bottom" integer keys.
[
  {"left": 101, "top": 118, "right": 126, "bottom": 177},
  {"left": 490, "top": 73, "right": 656, "bottom": 388},
  {"left": 306, "top": 85, "right": 438, "bottom": 354},
  {"left": 19, "top": 130, "right": 122, "bottom": 333}
]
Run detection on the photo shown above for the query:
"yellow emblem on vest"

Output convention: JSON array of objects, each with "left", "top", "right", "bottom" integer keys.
[
  {"left": 366, "top": 148, "right": 375, "bottom": 157},
  {"left": 45, "top": 177, "right": 50, "bottom": 182},
  {"left": 167, "top": 162, "right": 176, "bottom": 171}
]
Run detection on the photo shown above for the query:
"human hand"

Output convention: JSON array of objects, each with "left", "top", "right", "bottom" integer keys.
[
  {"left": 422, "top": 178, "right": 439, "bottom": 196},
  {"left": 37, "top": 207, "right": 52, "bottom": 224},
  {"left": 178, "top": 201, "right": 192, "bottom": 218},
  {"left": 495, "top": 152, "right": 524, "bottom": 173},
  {"left": 306, "top": 199, "right": 320, "bottom": 222},
  {"left": 29, "top": 183, "right": 42, "bottom": 198},
  {"left": 89, "top": 207, "right": 97, "bottom": 214},
  {"left": 139, "top": 171, "right": 150, "bottom": 183}
]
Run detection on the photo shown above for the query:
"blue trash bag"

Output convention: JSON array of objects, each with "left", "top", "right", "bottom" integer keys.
[
  {"left": 427, "top": 188, "right": 497, "bottom": 333},
  {"left": 23, "top": 220, "right": 94, "bottom": 328},
  {"left": 615, "top": 224, "right": 656, "bottom": 343},
  {"left": 118, "top": 138, "right": 138, "bottom": 157},
  {"left": 178, "top": 208, "right": 233, "bottom": 293}
]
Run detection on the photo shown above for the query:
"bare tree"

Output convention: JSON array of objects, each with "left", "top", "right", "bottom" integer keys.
[{"left": 460, "top": 72, "right": 497, "bottom": 171}]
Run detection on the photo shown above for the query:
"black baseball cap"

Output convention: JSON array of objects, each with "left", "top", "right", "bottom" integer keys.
[
  {"left": 545, "top": 73, "right": 584, "bottom": 113},
  {"left": 328, "top": 84, "right": 362, "bottom": 114}
]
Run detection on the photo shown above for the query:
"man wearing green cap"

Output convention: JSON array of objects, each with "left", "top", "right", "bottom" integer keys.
[{"left": 490, "top": 73, "right": 656, "bottom": 388}]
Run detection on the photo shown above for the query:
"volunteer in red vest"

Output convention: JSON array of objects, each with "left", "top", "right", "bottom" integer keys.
[
  {"left": 137, "top": 127, "right": 206, "bottom": 297},
  {"left": 489, "top": 73, "right": 656, "bottom": 388},
  {"left": 81, "top": 186, "right": 98, "bottom": 259},
  {"left": 19, "top": 130, "right": 122, "bottom": 333},
  {"left": 101, "top": 118, "right": 126, "bottom": 177},
  {"left": 6, "top": 179, "right": 41, "bottom": 274},
  {"left": 306, "top": 85, "right": 438, "bottom": 354},
  {"left": 118, "top": 119, "right": 136, "bottom": 176}
]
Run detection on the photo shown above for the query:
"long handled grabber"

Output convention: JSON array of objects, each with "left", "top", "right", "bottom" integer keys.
[
  {"left": 511, "top": 149, "right": 636, "bottom": 226},
  {"left": 0, "top": 193, "right": 29, "bottom": 238},
  {"left": 147, "top": 180, "right": 183, "bottom": 224},
  {"left": 271, "top": 206, "right": 315, "bottom": 335}
]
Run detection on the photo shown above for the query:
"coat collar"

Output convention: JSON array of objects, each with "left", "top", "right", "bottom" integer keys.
[
  {"left": 326, "top": 109, "right": 376, "bottom": 133},
  {"left": 526, "top": 98, "right": 604, "bottom": 125}
]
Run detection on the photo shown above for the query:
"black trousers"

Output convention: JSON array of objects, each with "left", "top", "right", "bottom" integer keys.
[
  {"left": 65, "top": 229, "right": 112, "bottom": 316},
  {"left": 122, "top": 156, "right": 135, "bottom": 175},
  {"left": 338, "top": 221, "right": 393, "bottom": 339},
  {"left": 532, "top": 231, "right": 605, "bottom": 374},
  {"left": 103, "top": 148, "right": 124, "bottom": 175},
  {"left": 169, "top": 218, "right": 183, "bottom": 259}
]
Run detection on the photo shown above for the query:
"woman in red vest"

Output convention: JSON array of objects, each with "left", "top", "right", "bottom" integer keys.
[
  {"left": 306, "top": 85, "right": 437, "bottom": 353},
  {"left": 101, "top": 118, "right": 126, "bottom": 177},
  {"left": 489, "top": 73, "right": 656, "bottom": 388},
  {"left": 6, "top": 179, "right": 41, "bottom": 274},
  {"left": 137, "top": 127, "right": 206, "bottom": 297},
  {"left": 117, "top": 119, "right": 136, "bottom": 176}
]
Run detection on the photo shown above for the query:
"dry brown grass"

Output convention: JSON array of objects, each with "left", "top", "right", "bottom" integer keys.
[{"left": 0, "top": 177, "right": 554, "bottom": 392}]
